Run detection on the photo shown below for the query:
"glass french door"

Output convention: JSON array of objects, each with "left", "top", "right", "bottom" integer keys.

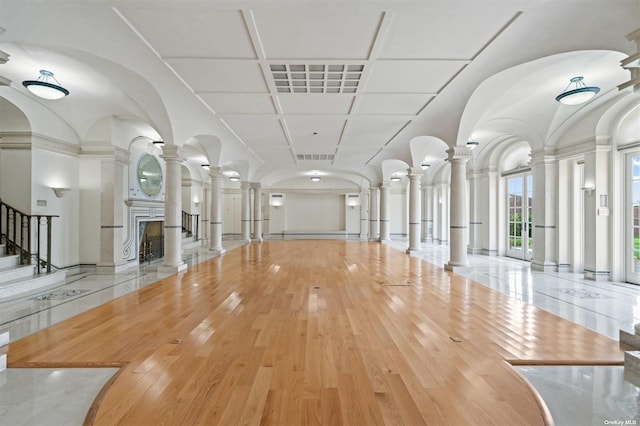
[
  {"left": 507, "top": 174, "right": 533, "bottom": 260},
  {"left": 627, "top": 153, "right": 640, "bottom": 283}
]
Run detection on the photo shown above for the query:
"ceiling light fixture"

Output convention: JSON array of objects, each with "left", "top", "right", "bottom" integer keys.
[
  {"left": 310, "top": 176, "right": 321, "bottom": 182},
  {"left": 390, "top": 176, "right": 401, "bottom": 182},
  {"left": 22, "top": 69, "right": 69, "bottom": 100},
  {"left": 421, "top": 163, "right": 431, "bottom": 170},
  {"left": 201, "top": 164, "right": 210, "bottom": 171},
  {"left": 152, "top": 140, "right": 164, "bottom": 147},
  {"left": 466, "top": 141, "right": 479, "bottom": 150},
  {"left": 229, "top": 176, "right": 240, "bottom": 182},
  {"left": 555, "top": 76, "right": 600, "bottom": 105}
]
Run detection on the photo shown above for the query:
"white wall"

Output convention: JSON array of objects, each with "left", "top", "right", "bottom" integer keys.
[
  {"left": 79, "top": 158, "right": 101, "bottom": 265},
  {"left": 285, "top": 193, "right": 345, "bottom": 231},
  {"left": 32, "top": 147, "right": 79, "bottom": 269},
  {"left": 223, "top": 191, "right": 241, "bottom": 234},
  {"left": 389, "top": 189, "right": 406, "bottom": 236},
  {"left": 0, "top": 148, "right": 31, "bottom": 212}
]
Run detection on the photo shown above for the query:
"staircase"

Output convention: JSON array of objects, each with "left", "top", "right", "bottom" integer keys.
[
  {"left": 0, "top": 243, "right": 65, "bottom": 299},
  {"left": 0, "top": 199, "right": 66, "bottom": 300}
]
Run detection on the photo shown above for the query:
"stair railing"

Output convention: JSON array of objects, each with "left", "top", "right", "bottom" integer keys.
[
  {"left": 181, "top": 211, "right": 199, "bottom": 242},
  {"left": 0, "top": 198, "right": 58, "bottom": 274}
]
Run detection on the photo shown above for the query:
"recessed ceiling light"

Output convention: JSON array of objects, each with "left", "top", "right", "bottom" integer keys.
[{"left": 310, "top": 176, "right": 321, "bottom": 182}]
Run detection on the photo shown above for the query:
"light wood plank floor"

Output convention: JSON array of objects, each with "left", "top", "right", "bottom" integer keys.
[{"left": 8, "top": 241, "right": 623, "bottom": 425}]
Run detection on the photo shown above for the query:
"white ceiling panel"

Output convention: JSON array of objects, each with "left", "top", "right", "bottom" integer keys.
[
  {"left": 166, "top": 59, "right": 267, "bottom": 92},
  {"left": 200, "top": 93, "right": 276, "bottom": 114},
  {"left": 378, "top": 6, "right": 518, "bottom": 60},
  {"left": 278, "top": 94, "right": 354, "bottom": 114},
  {"left": 285, "top": 117, "right": 347, "bottom": 149},
  {"left": 221, "top": 117, "right": 287, "bottom": 146},
  {"left": 342, "top": 117, "right": 410, "bottom": 147},
  {"left": 119, "top": 7, "right": 256, "bottom": 59},
  {"left": 365, "top": 60, "right": 466, "bottom": 93},
  {"left": 355, "top": 94, "right": 433, "bottom": 115},
  {"left": 253, "top": 9, "right": 383, "bottom": 59}
]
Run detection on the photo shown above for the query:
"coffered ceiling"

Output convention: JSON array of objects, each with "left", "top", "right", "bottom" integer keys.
[{"left": 0, "top": 1, "right": 637, "bottom": 183}]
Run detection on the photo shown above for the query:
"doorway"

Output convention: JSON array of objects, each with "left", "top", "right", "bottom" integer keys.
[
  {"left": 506, "top": 173, "right": 533, "bottom": 260},
  {"left": 139, "top": 221, "right": 164, "bottom": 263}
]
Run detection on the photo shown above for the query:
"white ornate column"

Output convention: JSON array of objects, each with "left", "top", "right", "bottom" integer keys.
[
  {"left": 209, "top": 166, "right": 224, "bottom": 255},
  {"left": 369, "top": 186, "right": 379, "bottom": 241},
  {"left": 482, "top": 167, "right": 499, "bottom": 255},
  {"left": 252, "top": 182, "right": 263, "bottom": 241},
  {"left": 584, "top": 141, "right": 611, "bottom": 280},
  {"left": 531, "top": 150, "right": 558, "bottom": 272},
  {"left": 359, "top": 188, "right": 369, "bottom": 240},
  {"left": 159, "top": 145, "right": 187, "bottom": 273},
  {"left": 201, "top": 185, "right": 210, "bottom": 245},
  {"left": 445, "top": 146, "right": 472, "bottom": 272},
  {"left": 379, "top": 182, "right": 390, "bottom": 241},
  {"left": 241, "top": 181, "right": 251, "bottom": 242},
  {"left": 407, "top": 167, "right": 422, "bottom": 253},
  {"left": 97, "top": 148, "right": 129, "bottom": 272},
  {"left": 468, "top": 172, "right": 482, "bottom": 254},
  {"left": 263, "top": 188, "right": 271, "bottom": 240},
  {"left": 424, "top": 184, "right": 433, "bottom": 242}
]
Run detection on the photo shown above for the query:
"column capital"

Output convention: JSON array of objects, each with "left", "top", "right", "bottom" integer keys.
[
  {"left": 208, "top": 166, "right": 223, "bottom": 178},
  {"left": 446, "top": 146, "right": 472, "bottom": 162},
  {"left": 530, "top": 149, "right": 557, "bottom": 165},
  {"left": 380, "top": 181, "right": 390, "bottom": 189},
  {"left": 250, "top": 182, "right": 262, "bottom": 189},
  {"left": 240, "top": 181, "right": 251, "bottom": 190},
  {"left": 407, "top": 167, "right": 423, "bottom": 178},
  {"left": 160, "top": 145, "right": 185, "bottom": 163}
]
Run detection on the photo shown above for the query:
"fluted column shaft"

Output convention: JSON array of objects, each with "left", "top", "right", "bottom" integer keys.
[
  {"left": 209, "top": 167, "right": 224, "bottom": 254},
  {"left": 407, "top": 167, "right": 422, "bottom": 252},
  {"left": 160, "top": 145, "right": 186, "bottom": 272},
  {"left": 445, "top": 146, "right": 472, "bottom": 271}
]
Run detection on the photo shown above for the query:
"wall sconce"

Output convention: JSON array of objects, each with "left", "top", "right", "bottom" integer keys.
[
  {"left": 51, "top": 187, "right": 70, "bottom": 198},
  {"left": 581, "top": 186, "right": 595, "bottom": 195},
  {"left": 271, "top": 194, "right": 284, "bottom": 208}
]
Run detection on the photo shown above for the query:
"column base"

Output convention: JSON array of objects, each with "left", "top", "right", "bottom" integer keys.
[
  {"left": 531, "top": 260, "right": 558, "bottom": 272},
  {"left": 406, "top": 248, "right": 421, "bottom": 256},
  {"left": 158, "top": 263, "right": 188, "bottom": 274},
  {"left": 467, "top": 247, "right": 482, "bottom": 255},
  {"left": 444, "top": 261, "right": 470, "bottom": 273},
  {"left": 584, "top": 269, "right": 610, "bottom": 281},
  {"left": 251, "top": 238, "right": 263, "bottom": 242},
  {"left": 96, "top": 262, "right": 136, "bottom": 273},
  {"left": 557, "top": 263, "right": 571, "bottom": 272},
  {"left": 369, "top": 238, "right": 379, "bottom": 242},
  {"left": 209, "top": 248, "right": 226, "bottom": 256},
  {"left": 481, "top": 249, "right": 499, "bottom": 256}
]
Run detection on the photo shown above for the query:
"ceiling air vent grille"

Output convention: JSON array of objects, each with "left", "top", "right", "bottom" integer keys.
[
  {"left": 296, "top": 154, "right": 335, "bottom": 161},
  {"left": 270, "top": 64, "right": 363, "bottom": 94}
]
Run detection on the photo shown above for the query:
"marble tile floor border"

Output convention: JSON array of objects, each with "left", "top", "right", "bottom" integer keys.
[
  {"left": 0, "top": 366, "right": 120, "bottom": 426},
  {"left": 514, "top": 365, "right": 640, "bottom": 426},
  {"left": 385, "top": 238, "right": 640, "bottom": 341},
  {"left": 0, "top": 240, "right": 247, "bottom": 343}
]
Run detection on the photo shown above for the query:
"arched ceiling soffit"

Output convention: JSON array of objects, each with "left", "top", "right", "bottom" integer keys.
[
  {"left": 409, "top": 136, "right": 448, "bottom": 167},
  {"left": 381, "top": 159, "right": 410, "bottom": 182},
  {"left": 458, "top": 50, "right": 628, "bottom": 151},
  {"left": 0, "top": 96, "right": 31, "bottom": 133},
  {"left": 260, "top": 166, "right": 371, "bottom": 188},
  {"left": 430, "top": 161, "right": 451, "bottom": 184},
  {"left": 613, "top": 102, "right": 640, "bottom": 147},
  {"left": 0, "top": 89, "right": 79, "bottom": 143},
  {"left": 498, "top": 140, "right": 532, "bottom": 173},
  {"left": 0, "top": 42, "right": 168, "bottom": 143},
  {"left": 472, "top": 134, "right": 520, "bottom": 170},
  {"left": 223, "top": 160, "right": 250, "bottom": 182}
]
